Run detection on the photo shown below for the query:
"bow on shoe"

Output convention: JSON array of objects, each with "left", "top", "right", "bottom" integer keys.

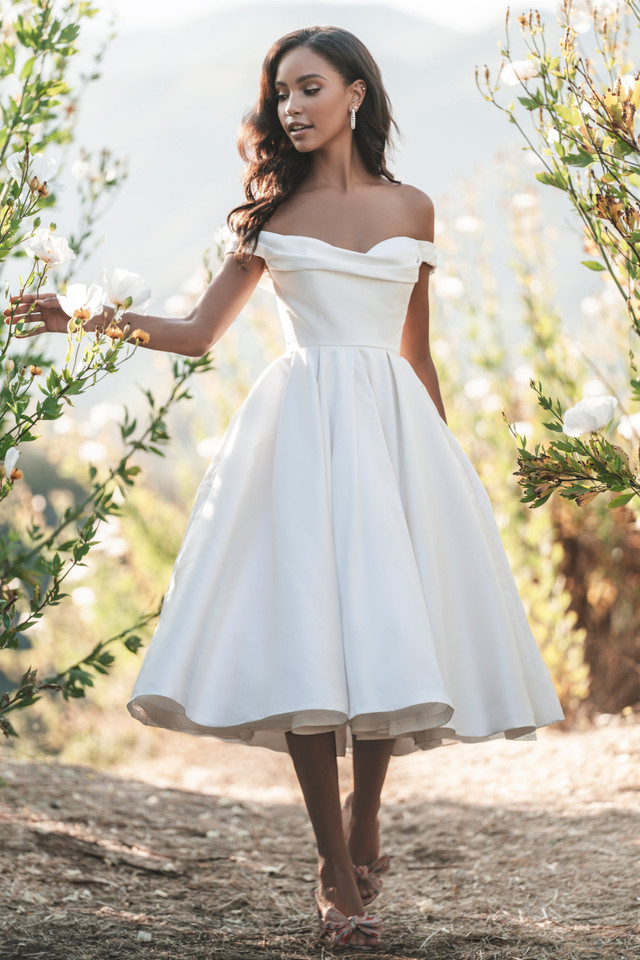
[
  {"left": 353, "top": 854, "right": 392, "bottom": 895},
  {"left": 321, "top": 904, "right": 383, "bottom": 946}
]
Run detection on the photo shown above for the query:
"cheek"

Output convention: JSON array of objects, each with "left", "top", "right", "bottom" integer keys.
[{"left": 315, "top": 92, "right": 344, "bottom": 123}]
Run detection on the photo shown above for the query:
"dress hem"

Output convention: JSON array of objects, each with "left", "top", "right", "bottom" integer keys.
[{"left": 126, "top": 694, "right": 565, "bottom": 757}]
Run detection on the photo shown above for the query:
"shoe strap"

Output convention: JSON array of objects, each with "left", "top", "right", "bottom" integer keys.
[
  {"left": 353, "top": 854, "right": 391, "bottom": 890},
  {"left": 321, "top": 904, "right": 382, "bottom": 945}
]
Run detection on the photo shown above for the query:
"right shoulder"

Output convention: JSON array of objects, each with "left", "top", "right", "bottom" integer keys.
[{"left": 395, "top": 184, "right": 435, "bottom": 242}]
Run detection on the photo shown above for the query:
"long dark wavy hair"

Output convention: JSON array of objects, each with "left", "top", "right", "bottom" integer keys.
[{"left": 226, "top": 25, "right": 402, "bottom": 263}]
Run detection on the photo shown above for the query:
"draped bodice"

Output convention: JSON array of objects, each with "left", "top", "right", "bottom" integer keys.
[{"left": 224, "top": 230, "right": 438, "bottom": 355}]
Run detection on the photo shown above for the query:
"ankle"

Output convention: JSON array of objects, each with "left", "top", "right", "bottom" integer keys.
[
  {"left": 318, "top": 853, "right": 353, "bottom": 875},
  {"left": 349, "top": 802, "right": 380, "bottom": 825}
]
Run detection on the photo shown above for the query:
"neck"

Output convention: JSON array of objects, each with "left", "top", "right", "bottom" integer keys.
[{"left": 305, "top": 131, "right": 372, "bottom": 193}]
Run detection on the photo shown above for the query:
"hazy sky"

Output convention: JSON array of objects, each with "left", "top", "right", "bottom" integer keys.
[{"left": 99, "top": 0, "right": 561, "bottom": 35}]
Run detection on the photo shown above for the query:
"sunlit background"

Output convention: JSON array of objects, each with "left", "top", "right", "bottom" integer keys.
[
  {"left": 25, "top": 0, "right": 577, "bottom": 385},
  {"left": 3, "top": 0, "right": 640, "bottom": 768}
]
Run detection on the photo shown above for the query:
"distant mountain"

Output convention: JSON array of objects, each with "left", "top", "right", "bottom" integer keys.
[
  {"left": 66, "top": 3, "right": 548, "bottom": 303},
  {"left": 7, "top": 3, "right": 632, "bottom": 410}
]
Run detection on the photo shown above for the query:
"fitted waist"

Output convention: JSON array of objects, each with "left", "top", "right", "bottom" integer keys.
[{"left": 284, "top": 342, "right": 400, "bottom": 356}]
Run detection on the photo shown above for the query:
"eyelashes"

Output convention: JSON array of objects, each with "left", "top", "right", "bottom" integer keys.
[{"left": 276, "top": 88, "right": 321, "bottom": 101}]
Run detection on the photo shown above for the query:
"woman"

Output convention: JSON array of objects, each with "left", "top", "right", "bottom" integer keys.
[{"left": 10, "top": 25, "right": 565, "bottom": 952}]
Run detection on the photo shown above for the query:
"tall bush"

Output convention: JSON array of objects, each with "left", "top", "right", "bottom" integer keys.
[
  {"left": 478, "top": 0, "right": 640, "bottom": 512},
  {"left": 0, "top": 0, "right": 214, "bottom": 738}
]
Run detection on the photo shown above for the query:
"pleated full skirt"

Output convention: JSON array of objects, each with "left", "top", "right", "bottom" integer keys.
[{"left": 126, "top": 345, "right": 565, "bottom": 756}]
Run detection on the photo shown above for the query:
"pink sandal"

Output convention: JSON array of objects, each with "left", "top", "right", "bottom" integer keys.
[
  {"left": 353, "top": 854, "right": 391, "bottom": 906},
  {"left": 314, "top": 887, "right": 382, "bottom": 951}
]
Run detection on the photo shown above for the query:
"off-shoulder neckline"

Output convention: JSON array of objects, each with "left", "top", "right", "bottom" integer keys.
[{"left": 259, "top": 230, "right": 436, "bottom": 258}]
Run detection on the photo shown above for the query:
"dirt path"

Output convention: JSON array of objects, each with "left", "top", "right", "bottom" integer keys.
[{"left": 1, "top": 717, "right": 639, "bottom": 959}]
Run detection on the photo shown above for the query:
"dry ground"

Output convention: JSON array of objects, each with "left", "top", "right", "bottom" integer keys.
[{"left": 1, "top": 715, "right": 639, "bottom": 959}]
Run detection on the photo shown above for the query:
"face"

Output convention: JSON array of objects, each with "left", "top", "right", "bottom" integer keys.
[{"left": 274, "top": 46, "right": 365, "bottom": 151}]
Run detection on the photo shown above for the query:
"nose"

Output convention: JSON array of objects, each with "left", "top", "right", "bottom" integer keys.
[{"left": 282, "top": 92, "right": 301, "bottom": 115}]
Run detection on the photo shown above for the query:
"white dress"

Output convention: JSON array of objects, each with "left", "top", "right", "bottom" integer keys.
[{"left": 126, "top": 229, "right": 565, "bottom": 757}]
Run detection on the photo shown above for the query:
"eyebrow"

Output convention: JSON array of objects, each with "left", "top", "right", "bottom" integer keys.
[{"left": 274, "top": 73, "right": 326, "bottom": 87}]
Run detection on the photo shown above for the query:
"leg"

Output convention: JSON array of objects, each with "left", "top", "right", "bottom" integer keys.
[
  {"left": 285, "top": 729, "right": 378, "bottom": 948},
  {"left": 343, "top": 735, "right": 396, "bottom": 901}
]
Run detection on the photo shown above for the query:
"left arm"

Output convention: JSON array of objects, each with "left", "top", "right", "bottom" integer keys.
[{"left": 398, "top": 188, "right": 448, "bottom": 425}]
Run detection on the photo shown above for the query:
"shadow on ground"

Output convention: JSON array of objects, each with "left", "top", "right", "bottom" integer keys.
[{"left": 1, "top": 751, "right": 638, "bottom": 959}]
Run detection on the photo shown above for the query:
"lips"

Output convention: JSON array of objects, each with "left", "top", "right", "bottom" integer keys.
[{"left": 289, "top": 124, "right": 312, "bottom": 133}]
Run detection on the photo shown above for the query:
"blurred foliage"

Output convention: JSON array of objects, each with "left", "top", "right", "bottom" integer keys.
[
  {"left": 0, "top": 0, "right": 216, "bottom": 738},
  {"left": 477, "top": 0, "right": 640, "bottom": 511},
  {"left": 7, "top": 0, "right": 640, "bottom": 769}
]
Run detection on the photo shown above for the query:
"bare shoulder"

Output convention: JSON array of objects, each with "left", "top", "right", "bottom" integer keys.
[{"left": 394, "top": 183, "right": 435, "bottom": 242}]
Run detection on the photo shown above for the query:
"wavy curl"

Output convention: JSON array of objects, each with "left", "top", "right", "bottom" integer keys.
[{"left": 226, "top": 25, "right": 402, "bottom": 264}]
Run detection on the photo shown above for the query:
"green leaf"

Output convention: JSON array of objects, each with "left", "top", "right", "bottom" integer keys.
[
  {"left": 517, "top": 95, "right": 541, "bottom": 110},
  {"left": 564, "top": 150, "right": 594, "bottom": 167},
  {"left": 555, "top": 104, "right": 581, "bottom": 125},
  {"left": 20, "top": 55, "right": 36, "bottom": 81},
  {"left": 607, "top": 491, "right": 636, "bottom": 508},
  {"left": 535, "top": 170, "right": 565, "bottom": 189},
  {"left": 581, "top": 260, "right": 606, "bottom": 271}
]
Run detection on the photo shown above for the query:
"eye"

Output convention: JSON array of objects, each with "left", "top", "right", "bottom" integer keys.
[{"left": 276, "top": 87, "right": 321, "bottom": 101}]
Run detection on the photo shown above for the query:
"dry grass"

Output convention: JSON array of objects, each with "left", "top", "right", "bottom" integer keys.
[{"left": 1, "top": 714, "right": 639, "bottom": 959}]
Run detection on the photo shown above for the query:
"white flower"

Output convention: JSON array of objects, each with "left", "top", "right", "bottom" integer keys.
[
  {"left": 71, "top": 586, "right": 95, "bottom": 607},
  {"left": 616, "top": 412, "right": 640, "bottom": 440},
  {"left": 453, "top": 216, "right": 480, "bottom": 234},
  {"left": 562, "top": 395, "right": 618, "bottom": 437},
  {"left": 6, "top": 150, "right": 58, "bottom": 185},
  {"left": 433, "top": 275, "right": 464, "bottom": 299},
  {"left": 3, "top": 446, "right": 19, "bottom": 474},
  {"left": 21, "top": 227, "right": 75, "bottom": 265},
  {"left": 58, "top": 282, "right": 106, "bottom": 320},
  {"left": 464, "top": 376, "right": 491, "bottom": 399},
  {"left": 100, "top": 266, "right": 152, "bottom": 312},
  {"left": 501, "top": 59, "right": 540, "bottom": 86},
  {"left": 30, "top": 152, "right": 58, "bottom": 184}
]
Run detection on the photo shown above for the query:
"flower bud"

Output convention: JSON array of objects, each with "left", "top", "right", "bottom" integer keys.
[{"left": 4, "top": 358, "right": 14, "bottom": 372}]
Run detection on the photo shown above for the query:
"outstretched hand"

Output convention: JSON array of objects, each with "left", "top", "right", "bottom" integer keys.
[{"left": 3, "top": 292, "right": 71, "bottom": 338}]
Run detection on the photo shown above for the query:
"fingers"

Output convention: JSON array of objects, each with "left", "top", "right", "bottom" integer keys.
[
  {"left": 14, "top": 325, "right": 47, "bottom": 338},
  {"left": 3, "top": 296, "right": 45, "bottom": 321}
]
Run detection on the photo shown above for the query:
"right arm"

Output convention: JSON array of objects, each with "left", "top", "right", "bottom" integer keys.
[{"left": 4, "top": 247, "right": 266, "bottom": 358}]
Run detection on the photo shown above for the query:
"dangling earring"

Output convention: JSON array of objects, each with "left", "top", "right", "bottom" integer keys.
[{"left": 350, "top": 107, "right": 357, "bottom": 130}]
